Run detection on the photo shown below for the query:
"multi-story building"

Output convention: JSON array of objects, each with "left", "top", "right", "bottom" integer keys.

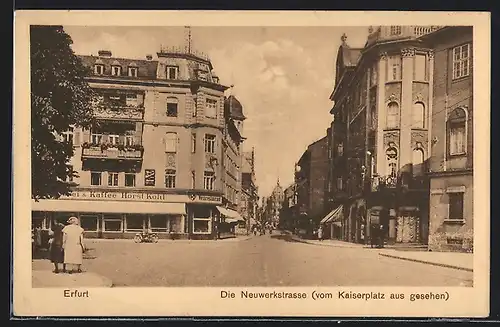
[
  {"left": 32, "top": 46, "right": 237, "bottom": 240},
  {"left": 328, "top": 26, "right": 441, "bottom": 244},
  {"left": 279, "top": 183, "right": 297, "bottom": 231},
  {"left": 240, "top": 148, "right": 259, "bottom": 233},
  {"left": 419, "top": 26, "right": 474, "bottom": 252}
]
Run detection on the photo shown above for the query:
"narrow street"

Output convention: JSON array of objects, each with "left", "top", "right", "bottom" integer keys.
[{"left": 33, "top": 234, "right": 473, "bottom": 287}]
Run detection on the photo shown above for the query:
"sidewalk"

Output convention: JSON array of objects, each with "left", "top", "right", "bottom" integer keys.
[
  {"left": 87, "top": 235, "right": 253, "bottom": 243},
  {"left": 289, "top": 234, "right": 365, "bottom": 248},
  {"left": 32, "top": 270, "right": 113, "bottom": 288},
  {"left": 378, "top": 250, "right": 473, "bottom": 272}
]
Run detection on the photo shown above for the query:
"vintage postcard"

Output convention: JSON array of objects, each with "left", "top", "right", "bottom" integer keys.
[{"left": 13, "top": 10, "right": 490, "bottom": 318}]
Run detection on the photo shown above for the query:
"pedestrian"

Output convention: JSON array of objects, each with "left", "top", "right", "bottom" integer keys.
[
  {"left": 317, "top": 226, "right": 323, "bottom": 241},
  {"left": 62, "top": 216, "right": 86, "bottom": 274},
  {"left": 49, "top": 220, "right": 66, "bottom": 274}
]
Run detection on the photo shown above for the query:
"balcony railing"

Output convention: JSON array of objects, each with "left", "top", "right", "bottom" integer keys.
[
  {"left": 366, "top": 26, "right": 443, "bottom": 46},
  {"left": 93, "top": 104, "right": 144, "bottom": 121},
  {"left": 81, "top": 143, "right": 144, "bottom": 160},
  {"left": 372, "top": 174, "right": 397, "bottom": 191}
]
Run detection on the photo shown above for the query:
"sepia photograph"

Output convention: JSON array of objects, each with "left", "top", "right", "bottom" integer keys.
[{"left": 14, "top": 10, "right": 490, "bottom": 317}]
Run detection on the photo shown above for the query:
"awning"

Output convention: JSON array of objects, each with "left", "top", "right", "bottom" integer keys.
[
  {"left": 31, "top": 199, "right": 186, "bottom": 215},
  {"left": 323, "top": 205, "right": 343, "bottom": 224},
  {"left": 216, "top": 206, "right": 244, "bottom": 221},
  {"left": 224, "top": 218, "right": 239, "bottom": 224}
]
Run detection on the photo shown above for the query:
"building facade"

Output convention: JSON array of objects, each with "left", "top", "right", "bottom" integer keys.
[
  {"left": 32, "top": 47, "right": 241, "bottom": 240},
  {"left": 240, "top": 148, "right": 259, "bottom": 233},
  {"left": 329, "top": 26, "right": 441, "bottom": 244},
  {"left": 420, "top": 27, "right": 474, "bottom": 252}
]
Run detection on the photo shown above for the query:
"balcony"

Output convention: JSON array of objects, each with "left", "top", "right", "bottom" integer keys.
[
  {"left": 81, "top": 143, "right": 144, "bottom": 160},
  {"left": 366, "top": 26, "right": 443, "bottom": 47},
  {"left": 372, "top": 174, "right": 397, "bottom": 191},
  {"left": 93, "top": 103, "right": 144, "bottom": 121}
]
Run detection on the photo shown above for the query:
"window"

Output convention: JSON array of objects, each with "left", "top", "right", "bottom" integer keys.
[
  {"left": 144, "top": 169, "right": 156, "bottom": 186},
  {"left": 370, "top": 63, "right": 378, "bottom": 86},
  {"left": 125, "top": 214, "right": 145, "bottom": 232},
  {"left": 388, "top": 56, "right": 401, "bottom": 81},
  {"left": 204, "top": 134, "right": 216, "bottom": 153},
  {"left": 412, "top": 148, "right": 425, "bottom": 175},
  {"left": 128, "top": 67, "right": 138, "bottom": 77},
  {"left": 165, "top": 169, "right": 176, "bottom": 188},
  {"left": 414, "top": 54, "right": 427, "bottom": 81},
  {"left": 103, "top": 215, "right": 122, "bottom": 232},
  {"left": 448, "top": 192, "right": 464, "bottom": 220},
  {"left": 448, "top": 107, "right": 467, "bottom": 155},
  {"left": 125, "top": 173, "right": 136, "bottom": 187},
  {"left": 149, "top": 215, "right": 168, "bottom": 233},
  {"left": 94, "top": 64, "right": 104, "bottom": 75},
  {"left": 111, "top": 66, "right": 121, "bottom": 76},
  {"left": 62, "top": 127, "right": 74, "bottom": 144},
  {"left": 204, "top": 171, "right": 215, "bottom": 190},
  {"left": 91, "top": 133, "right": 102, "bottom": 144},
  {"left": 165, "top": 132, "right": 177, "bottom": 153},
  {"left": 205, "top": 99, "right": 218, "bottom": 118},
  {"left": 90, "top": 172, "right": 102, "bottom": 186},
  {"left": 452, "top": 44, "right": 470, "bottom": 80},
  {"left": 337, "top": 142, "right": 344, "bottom": 156},
  {"left": 108, "top": 172, "right": 119, "bottom": 186},
  {"left": 192, "top": 207, "right": 211, "bottom": 234},
  {"left": 125, "top": 135, "right": 135, "bottom": 146},
  {"left": 166, "top": 97, "right": 178, "bottom": 117},
  {"left": 166, "top": 66, "right": 179, "bottom": 80},
  {"left": 191, "top": 133, "right": 196, "bottom": 153},
  {"left": 390, "top": 26, "right": 402, "bottom": 35},
  {"left": 336, "top": 177, "right": 343, "bottom": 190},
  {"left": 126, "top": 94, "right": 138, "bottom": 107},
  {"left": 109, "top": 134, "right": 119, "bottom": 145},
  {"left": 412, "top": 102, "right": 425, "bottom": 129},
  {"left": 80, "top": 215, "right": 99, "bottom": 232},
  {"left": 386, "top": 102, "right": 400, "bottom": 129}
]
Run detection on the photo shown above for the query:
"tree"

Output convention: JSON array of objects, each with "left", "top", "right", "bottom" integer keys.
[{"left": 31, "top": 25, "right": 96, "bottom": 200}]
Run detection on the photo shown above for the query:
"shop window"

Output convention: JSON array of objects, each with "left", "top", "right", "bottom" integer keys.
[
  {"left": 166, "top": 97, "right": 178, "bottom": 117},
  {"left": 412, "top": 102, "right": 425, "bottom": 129},
  {"left": 149, "top": 215, "right": 168, "bottom": 233},
  {"left": 165, "top": 169, "right": 176, "bottom": 188},
  {"left": 448, "top": 107, "right": 467, "bottom": 156},
  {"left": 166, "top": 66, "right": 179, "bottom": 80},
  {"left": 204, "top": 171, "right": 215, "bottom": 190},
  {"left": 80, "top": 215, "right": 99, "bottom": 232},
  {"left": 126, "top": 214, "right": 145, "bottom": 232},
  {"left": 144, "top": 169, "right": 156, "bottom": 186},
  {"left": 452, "top": 43, "right": 470, "bottom": 80},
  {"left": 205, "top": 98, "right": 218, "bottom": 118},
  {"left": 91, "top": 172, "right": 102, "bottom": 186},
  {"left": 165, "top": 132, "right": 177, "bottom": 153},
  {"left": 386, "top": 101, "right": 400, "bottom": 129},
  {"left": 125, "top": 173, "right": 136, "bottom": 187},
  {"left": 108, "top": 172, "right": 119, "bottom": 187},
  {"left": 448, "top": 192, "right": 464, "bottom": 220},
  {"left": 193, "top": 218, "right": 211, "bottom": 234},
  {"left": 204, "top": 134, "right": 216, "bottom": 153},
  {"left": 103, "top": 215, "right": 123, "bottom": 232}
]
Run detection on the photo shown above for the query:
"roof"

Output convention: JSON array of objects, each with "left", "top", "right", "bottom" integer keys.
[
  {"left": 341, "top": 45, "right": 362, "bottom": 67},
  {"left": 78, "top": 55, "right": 158, "bottom": 79},
  {"left": 224, "top": 95, "right": 246, "bottom": 120}
]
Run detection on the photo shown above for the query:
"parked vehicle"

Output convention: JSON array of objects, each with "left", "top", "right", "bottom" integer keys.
[{"left": 134, "top": 232, "right": 159, "bottom": 243}]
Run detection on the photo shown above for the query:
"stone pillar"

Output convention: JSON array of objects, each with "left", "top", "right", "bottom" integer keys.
[
  {"left": 376, "top": 52, "right": 388, "bottom": 175},
  {"left": 427, "top": 50, "right": 435, "bottom": 159},
  {"left": 400, "top": 48, "right": 415, "bottom": 173}
]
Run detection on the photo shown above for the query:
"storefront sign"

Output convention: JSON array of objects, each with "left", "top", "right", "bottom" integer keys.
[{"left": 62, "top": 189, "right": 222, "bottom": 204}]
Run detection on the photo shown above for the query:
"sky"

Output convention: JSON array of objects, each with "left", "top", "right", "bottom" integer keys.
[{"left": 64, "top": 26, "right": 369, "bottom": 197}]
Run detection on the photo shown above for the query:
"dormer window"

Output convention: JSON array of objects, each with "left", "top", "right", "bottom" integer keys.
[
  {"left": 166, "top": 66, "right": 179, "bottom": 80},
  {"left": 111, "top": 65, "right": 122, "bottom": 76},
  {"left": 128, "top": 66, "right": 138, "bottom": 77},
  {"left": 94, "top": 64, "right": 104, "bottom": 75}
]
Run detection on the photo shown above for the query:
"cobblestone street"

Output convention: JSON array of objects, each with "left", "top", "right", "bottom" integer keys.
[{"left": 32, "top": 234, "right": 473, "bottom": 287}]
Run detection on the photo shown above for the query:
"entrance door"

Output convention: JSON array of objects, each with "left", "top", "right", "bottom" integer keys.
[{"left": 396, "top": 215, "right": 419, "bottom": 243}]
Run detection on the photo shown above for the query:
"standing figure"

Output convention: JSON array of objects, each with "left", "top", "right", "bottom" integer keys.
[
  {"left": 62, "top": 216, "right": 85, "bottom": 274},
  {"left": 317, "top": 226, "right": 324, "bottom": 241},
  {"left": 49, "top": 220, "right": 66, "bottom": 273}
]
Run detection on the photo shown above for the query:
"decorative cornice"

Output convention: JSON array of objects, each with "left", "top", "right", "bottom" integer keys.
[{"left": 401, "top": 48, "right": 416, "bottom": 58}]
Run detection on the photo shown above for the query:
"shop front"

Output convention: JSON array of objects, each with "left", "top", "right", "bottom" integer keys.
[
  {"left": 215, "top": 206, "right": 245, "bottom": 239},
  {"left": 31, "top": 188, "right": 224, "bottom": 240}
]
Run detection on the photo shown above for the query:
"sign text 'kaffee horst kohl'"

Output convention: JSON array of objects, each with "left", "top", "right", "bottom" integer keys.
[{"left": 62, "top": 190, "right": 223, "bottom": 204}]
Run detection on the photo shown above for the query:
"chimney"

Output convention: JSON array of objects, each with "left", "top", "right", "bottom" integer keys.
[
  {"left": 146, "top": 54, "right": 153, "bottom": 60},
  {"left": 98, "top": 50, "right": 112, "bottom": 57}
]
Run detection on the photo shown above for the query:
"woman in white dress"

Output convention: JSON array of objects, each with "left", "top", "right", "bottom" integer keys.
[{"left": 62, "top": 216, "right": 85, "bottom": 274}]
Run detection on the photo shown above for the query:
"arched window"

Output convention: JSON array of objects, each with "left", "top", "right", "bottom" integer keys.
[
  {"left": 386, "top": 102, "right": 400, "bottom": 129},
  {"left": 412, "top": 102, "right": 425, "bottom": 129},
  {"left": 448, "top": 107, "right": 467, "bottom": 155},
  {"left": 412, "top": 148, "right": 425, "bottom": 175},
  {"left": 165, "top": 132, "right": 177, "bottom": 153}
]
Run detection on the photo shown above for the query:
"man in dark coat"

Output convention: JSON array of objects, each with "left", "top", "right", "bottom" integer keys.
[{"left": 49, "top": 220, "right": 66, "bottom": 273}]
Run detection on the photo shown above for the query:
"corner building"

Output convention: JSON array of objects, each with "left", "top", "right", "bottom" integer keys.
[
  {"left": 32, "top": 48, "right": 232, "bottom": 240},
  {"left": 329, "top": 26, "right": 441, "bottom": 244}
]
